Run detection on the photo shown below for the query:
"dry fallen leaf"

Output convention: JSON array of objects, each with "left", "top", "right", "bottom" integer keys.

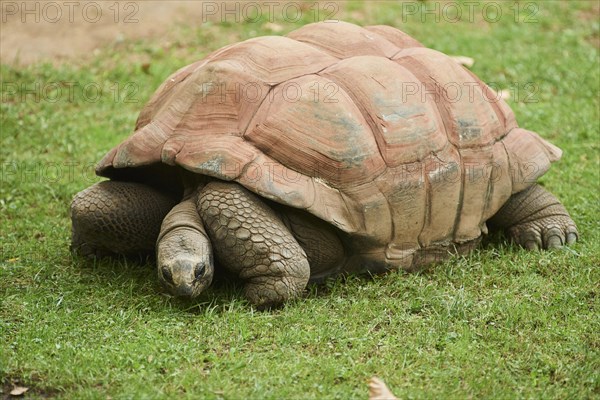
[
  {"left": 488, "top": 88, "right": 512, "bottom": 101},
  {"left": 10, "top": 386, "right": 29, "bottom": 396},
  {"left": 496, "top": 89, "right": 511, "bottom": 100},
  {"left": 450, "top": 55, "right": 475, "bottom": 68},
  {"left": 368, "top": 377, "right": 397, "bottom": 400},
  {"left": 264, "top": 22, "right": 284, "bottom": 33}
]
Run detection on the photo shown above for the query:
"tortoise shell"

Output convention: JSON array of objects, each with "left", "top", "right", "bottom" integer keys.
[{"left": 97, "top": 21, "right": 561, "bottom": 270}]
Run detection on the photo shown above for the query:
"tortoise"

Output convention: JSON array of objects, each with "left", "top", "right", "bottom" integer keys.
[{"left": 71, "top": 21, "right": 578, "bottom": 307}]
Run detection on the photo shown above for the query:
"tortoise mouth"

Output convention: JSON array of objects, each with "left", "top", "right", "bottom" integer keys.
[{"left": 162, "top": 279, "right": 210, "bottom": 299}]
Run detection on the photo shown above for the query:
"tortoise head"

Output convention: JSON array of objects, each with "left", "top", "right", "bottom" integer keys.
[
  {"left": 156, "top": 207, "right": 214, "bottom": 299},
  {"left": 159, "top": 255, "right": 213, "bottom": 299}
]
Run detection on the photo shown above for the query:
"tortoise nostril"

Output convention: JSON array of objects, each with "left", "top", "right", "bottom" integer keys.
[
  {"left": 194, "top": 263, "right": 206, "bottom": 280},
  {"left": 161, "top": 266, "right": 174, "bottom": 283}
]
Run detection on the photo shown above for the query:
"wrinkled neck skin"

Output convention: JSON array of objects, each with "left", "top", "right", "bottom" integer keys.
[
  {"left": 156, "top": 174, "right": 214, "bottom": 299},
  {"left": 180, "top": 171, "right": 209, "bottom": 201}
]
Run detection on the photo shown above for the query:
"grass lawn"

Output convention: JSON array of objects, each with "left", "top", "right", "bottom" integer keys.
[{"left": 1, "top": 1, "right": 599, "bottom": 398}]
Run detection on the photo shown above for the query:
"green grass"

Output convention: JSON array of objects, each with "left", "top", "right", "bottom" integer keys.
[{"left": 1, "top": 1, "right": 599, "bottom": 398}]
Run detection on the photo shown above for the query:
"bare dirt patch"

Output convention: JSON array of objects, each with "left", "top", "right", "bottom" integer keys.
[
  {"left": 1, "top": 1, "right": 205, "bottom": 65},
  {"left": 578, "top": 1, "right": 600, "bottom": 49},
  {"left": 1, "top": 375, "right": 60, "bottom": 399}
]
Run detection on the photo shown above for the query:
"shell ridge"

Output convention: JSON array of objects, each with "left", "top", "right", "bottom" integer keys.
[
  {"left": 501, "top": 128, "right": 557, "bottom": 193},
  {"left": 241, "top": 86, "right": 273, "bottom": 136},
  {"left": 337, "top": 187, "right": 364, "bottom": 232},
  {"left": 393, "top": 56, "right": 456, "bottom": 148},
  {"left": 156, "top": 64, "right": 220, "bottom": 137},
  {"left": 476, "top": 144, "right": 497, "bottom": 235},
  {"left": 389, "top": 49, "right": 404, "bottom": 60},
  {"left": 379, "top": 183, "right": 396, "bottom": 252},
  {"left": 241, "top": 62, "right": 339, "bottom": 138},
  {"left": 394, "top": 48, "right": 510, "bottom": 149},
  {"left": 451, "top": 147, "right": 466, "bottom": 241},
  {"left": 134, "top": 60, "right": 209, "bottom": 130},
  {"left": 234, "top": 36, "right": 337, "bottom": 79},
  {"left": 286, "top": 20, "right": 400, "bottom": 59},
  {"left": 481, "top": 166, "right": 495, "bottom": 233},
  {"left": 160, "top": 134, "right": 186, "bottom": 166},
  {"left": 499, "top": 140, "right": 515, "bottom": 196},
  {"left": 416, "top": 162, "right": 431, "bottom": 248},
  {"left": 364, "top": 25, "right": 425, "bottom": 50},
  {"left": 110, "top": 121, "right": 170, "bottom": 169},
  {"left": 315, "top": 66, "right": 390, "bottom": 172},
  {"left": 236, "top": 153, "right": 260, "bottom": 182},
  {"left": 529, "top": 130, "right": 562, "bottom": 161},
  {"left": 96, "top": 147, "right": 118, "bottom": 176},
  {"left": 247, "top": 72, "right": 387, "bottom": 187},
  {"left": 463, "top": 68, "right": 518, "bottom": 136}
]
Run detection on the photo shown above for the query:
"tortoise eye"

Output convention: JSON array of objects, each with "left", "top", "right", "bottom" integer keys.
[
  {"left": 161, "top": 266, "right": 174, "bottom": 283},
  {"left": 194, "top": 263, "right": 206, "bottom": 280}
]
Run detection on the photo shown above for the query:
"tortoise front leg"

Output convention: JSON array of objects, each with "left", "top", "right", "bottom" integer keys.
[
  {"left": 197, "top": 182, "right": 310, "bottom": 308},
  {"left": 71, "top": 181, "right": 178, "bottom": 257},
  {"left": 490, "top": 184, "right": 578, "bottom": 250}
]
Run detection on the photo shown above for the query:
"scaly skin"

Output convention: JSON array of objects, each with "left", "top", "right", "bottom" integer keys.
[
  {"left": 278, "top": 208, "right": 346, "bottom": 280},
  {"left": 70, "top": 181, "right": 177, "bottom": 257},
  {"left": 71, "top": 180, "right": 578, "bottom": 307},
  {"left": 490, "top": 184, "right": 578, "bottom": 250},
  {"left": 70, "top": 180, "right": 344, "bottom": 306},
  {"left": 197, "top": 181, "right": 310, "bottom": 308},
  {"left": 156, "top": 196, "right": 214, "bottom": 298}
]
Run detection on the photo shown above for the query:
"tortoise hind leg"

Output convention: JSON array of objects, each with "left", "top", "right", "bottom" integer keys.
[
  {"left": 197, "top": 181, "right": 310, "bottom": 308},
  {"left": 70, "top": 181, "right": 178, "bottom": 257},
  {"left": 489, "top": 184, "right": 578, "bottom": 250},
  {"left": 277, "top": 208, "right": 346, "bottom": 282}
]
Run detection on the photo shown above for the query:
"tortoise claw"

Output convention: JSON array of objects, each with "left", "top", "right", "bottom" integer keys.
[
  {"left": 566, "top": 231, "right": 578, "bottom": 245},
  {"left": 509, "top": 218, "right": 578, "bottom": 251},
  {"left": 543, "top": 226, "right": 564, "bottom": 249}
]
